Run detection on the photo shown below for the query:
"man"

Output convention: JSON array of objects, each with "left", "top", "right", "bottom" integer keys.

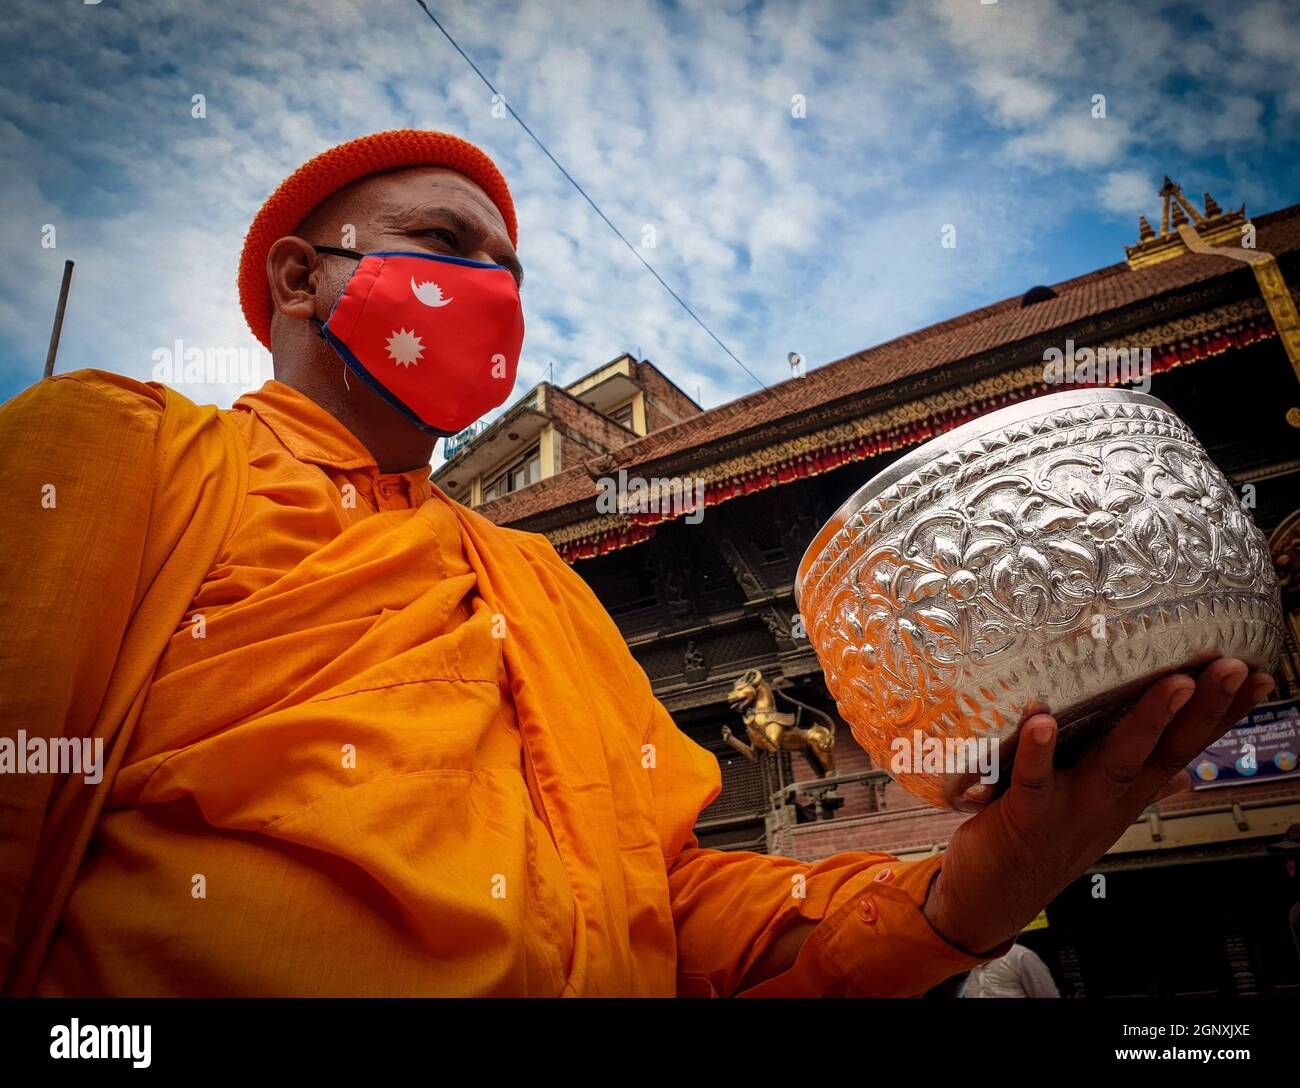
[
  {"left": 960, "top": 942, "right": 1061, "bottom": 998},
  {"left": 0, "top": 130, "right": 1274, "bottom": 996}
]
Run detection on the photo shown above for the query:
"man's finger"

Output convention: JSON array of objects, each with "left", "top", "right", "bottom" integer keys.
[
  {"left": 1088, "top": 673, "right": 1195, "bottom": 801},
  {"left": 1215, "top": 671, "right": 1276, "bottom": 741},
  {"left": 1003, "top": 715, "right": 1057, "bottom": 832},
  {"left": 1138, "top": 659, "right": 1251, "bottom": 787}
]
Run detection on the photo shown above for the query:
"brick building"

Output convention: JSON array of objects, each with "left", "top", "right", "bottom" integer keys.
[{"left": 433, "top": 353, "right": 700, "bottom": 508}]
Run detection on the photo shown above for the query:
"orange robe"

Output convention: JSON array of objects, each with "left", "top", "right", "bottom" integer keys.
[{"left": 0, "top": 370, "right": 989, "bottom": 996}]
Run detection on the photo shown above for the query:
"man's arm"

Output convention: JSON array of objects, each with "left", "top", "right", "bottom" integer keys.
[
  {"left": 667, "top": 845, "right": 997, "bottom": 996},
  {"left": 642, "top": 700, "right": 1001, "bottom": 996},
  {"left": 646, "top": 660, "right": 1270, "bottom": 996},
  {"left": 0, "top": 372, "right": 166, "bottom": 981}
]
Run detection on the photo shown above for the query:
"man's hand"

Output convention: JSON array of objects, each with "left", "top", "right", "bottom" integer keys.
[{"left": 922, "top": 658, "right": 1275, "bottom": 956}]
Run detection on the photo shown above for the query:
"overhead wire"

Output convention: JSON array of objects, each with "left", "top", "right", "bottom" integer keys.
[{"left": 412, "top": 0, "right": 773, "bottom": 398}]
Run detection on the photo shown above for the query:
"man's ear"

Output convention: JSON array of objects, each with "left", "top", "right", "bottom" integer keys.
[{"left": 267, "top": 236, "right": 320, "bottom": 321}]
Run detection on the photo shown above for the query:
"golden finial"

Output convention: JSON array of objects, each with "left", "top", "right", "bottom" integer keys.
[{"left": 1124, "top": 176, "right": 1249, "bottom": 269}]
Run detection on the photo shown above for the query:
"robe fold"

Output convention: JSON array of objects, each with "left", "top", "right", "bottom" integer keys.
[{"left": 0, "top": 371, "right": 989, "bottom": 996}]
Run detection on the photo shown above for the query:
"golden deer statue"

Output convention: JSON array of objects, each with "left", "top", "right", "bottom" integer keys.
[{"left": 722, "top": 668, "right": 837, "bottom": 778}]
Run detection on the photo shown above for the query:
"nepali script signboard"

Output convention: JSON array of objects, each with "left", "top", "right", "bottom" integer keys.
[{"left": 1189, "top": 697, "right": 1300, "bottom": 788}]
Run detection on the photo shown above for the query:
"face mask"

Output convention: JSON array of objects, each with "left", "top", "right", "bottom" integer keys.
[{"left": 310, "top": 245, "right": 524, "bottom": 434}]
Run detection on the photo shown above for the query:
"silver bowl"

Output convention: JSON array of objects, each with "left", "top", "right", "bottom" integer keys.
[{"left": 795, "top": 389, "right": 1283, "bottom": 809}]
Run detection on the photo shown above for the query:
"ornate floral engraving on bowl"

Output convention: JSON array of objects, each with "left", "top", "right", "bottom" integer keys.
[{"left": 795, "top": 389, "right": 1283, "bottom": 808}]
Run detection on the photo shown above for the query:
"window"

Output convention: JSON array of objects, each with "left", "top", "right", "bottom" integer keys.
[
  {"left": 609, "top": 401, "right": 635, "bottom": 429},
  {"left": 480, "top": 444, "right": 541, "bottom": 503}
]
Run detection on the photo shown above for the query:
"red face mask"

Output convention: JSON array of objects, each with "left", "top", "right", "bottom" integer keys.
[{"left": 311, "top": 246, "right": 524, "bottom": 434}]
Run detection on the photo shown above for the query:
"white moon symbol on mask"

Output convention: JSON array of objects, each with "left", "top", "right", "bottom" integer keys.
[{"left": 411, "top": 276, "right": 454, "bottom": 308}]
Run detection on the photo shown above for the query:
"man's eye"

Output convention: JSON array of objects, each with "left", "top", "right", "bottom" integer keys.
[{"left": 422, "top": 228, "right": 458, "bottom": 248}]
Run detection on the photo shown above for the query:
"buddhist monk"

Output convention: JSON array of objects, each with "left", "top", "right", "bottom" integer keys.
[{"left": 0, "top": 130, "right": 1274, "bottom": 997}]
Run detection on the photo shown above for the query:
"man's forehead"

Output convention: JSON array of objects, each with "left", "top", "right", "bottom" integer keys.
[{"left": 320, "top": 166, "right": 509, "bottom": 237}]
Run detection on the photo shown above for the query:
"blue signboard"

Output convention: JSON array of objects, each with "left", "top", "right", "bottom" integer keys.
[{"left": 1189, "top": 697, "right": 1300, "bottom": 788}]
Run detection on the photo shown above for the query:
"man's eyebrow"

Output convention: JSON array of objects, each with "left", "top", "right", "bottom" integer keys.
[{"left": 386, "top": 202, "right": 524, "bottom": 286}]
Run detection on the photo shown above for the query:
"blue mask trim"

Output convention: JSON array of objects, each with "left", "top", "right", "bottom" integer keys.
[
  {"left": 312, "top": 244, "right": 509, "bottom": 274},
  {"left": 368, "top": 250, "right": 510, "bottom": 273}
]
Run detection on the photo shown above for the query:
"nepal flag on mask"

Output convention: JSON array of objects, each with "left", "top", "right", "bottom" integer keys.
[{"left": 320, "top": 251, "right": 524, "bottom": 434}]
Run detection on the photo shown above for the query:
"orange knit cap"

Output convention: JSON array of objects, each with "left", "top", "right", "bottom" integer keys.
[{"left": 238, "top": 129, "right": 518, "bottom": 349}]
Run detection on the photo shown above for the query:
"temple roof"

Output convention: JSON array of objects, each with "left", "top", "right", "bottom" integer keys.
[{"left": 476, "top": 200, "right": 1300, "bottom": 533}]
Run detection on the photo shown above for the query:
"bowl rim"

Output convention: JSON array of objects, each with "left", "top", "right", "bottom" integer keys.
[{"left": 794, "top": 387, "right": 1173, "bottom": 604}]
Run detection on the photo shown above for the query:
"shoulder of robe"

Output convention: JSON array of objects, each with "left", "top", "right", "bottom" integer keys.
[
  {"left": 48, "top": 368, "right": 226, "bottom": 437},
  {"left": 503, "top": 525, "right": 638, "bottom": 639},
  {"left": 495, "top": 522, "right": 562, "bottom": 558},
  {"left": 8, "top": 369, "right": 237, "bottom": 489},
  {"left": 453, "top": 501, "right": 613, "bottom": 614},
  {"left": 446, "top": 502, "right": 673, "bottom": 741},
  {"left": 498, "top": 523, "right": 586, "bottom": 583},
  {"left": 445, "top": 495, "right": 556, "bottom": 564},
  {"left": 444, "top": 494, "right": 619, "bottom": 620},
  {"left": 10, "top": 369, "right": 169, "bottom": 433}
]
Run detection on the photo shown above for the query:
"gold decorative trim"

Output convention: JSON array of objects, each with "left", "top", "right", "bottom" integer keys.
[
  {"left": 1268, "top": 508, "right": 1300, "bottom": 699},
  {"left": 547, "top": 514, "right": 636, "bottom": 549},
  {"left": 1176, "top": 223, "right": 1300, "bottom": 426}
]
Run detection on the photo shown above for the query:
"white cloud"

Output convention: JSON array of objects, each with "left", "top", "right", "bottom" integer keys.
[
  {"left": 1099, "top": 169, "right": 1157, "bottom": 216},
  {"left": 1007, "top": 113, "right": 1131, "bottom": 170}
]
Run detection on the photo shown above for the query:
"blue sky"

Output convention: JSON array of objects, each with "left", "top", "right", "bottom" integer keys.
[{"left": 3, "top": 0, "right": 1299, "bottom": 459}]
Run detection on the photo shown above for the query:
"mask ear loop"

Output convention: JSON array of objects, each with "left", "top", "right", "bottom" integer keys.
[
  {"left": 308, "top": 316, "right": 350, "bottom": 391},
  {"left": 308, "top": 245, "right": 363, "bottom": 393}
]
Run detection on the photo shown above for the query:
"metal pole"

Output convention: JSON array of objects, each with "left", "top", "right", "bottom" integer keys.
[{"left": 43, "top": 259, "right": 75, "bottom": 379}]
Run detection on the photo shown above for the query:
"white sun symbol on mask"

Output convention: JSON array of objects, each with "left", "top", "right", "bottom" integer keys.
[{"left": 385, "top": 327, "right": 425, "bottom": 367}]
